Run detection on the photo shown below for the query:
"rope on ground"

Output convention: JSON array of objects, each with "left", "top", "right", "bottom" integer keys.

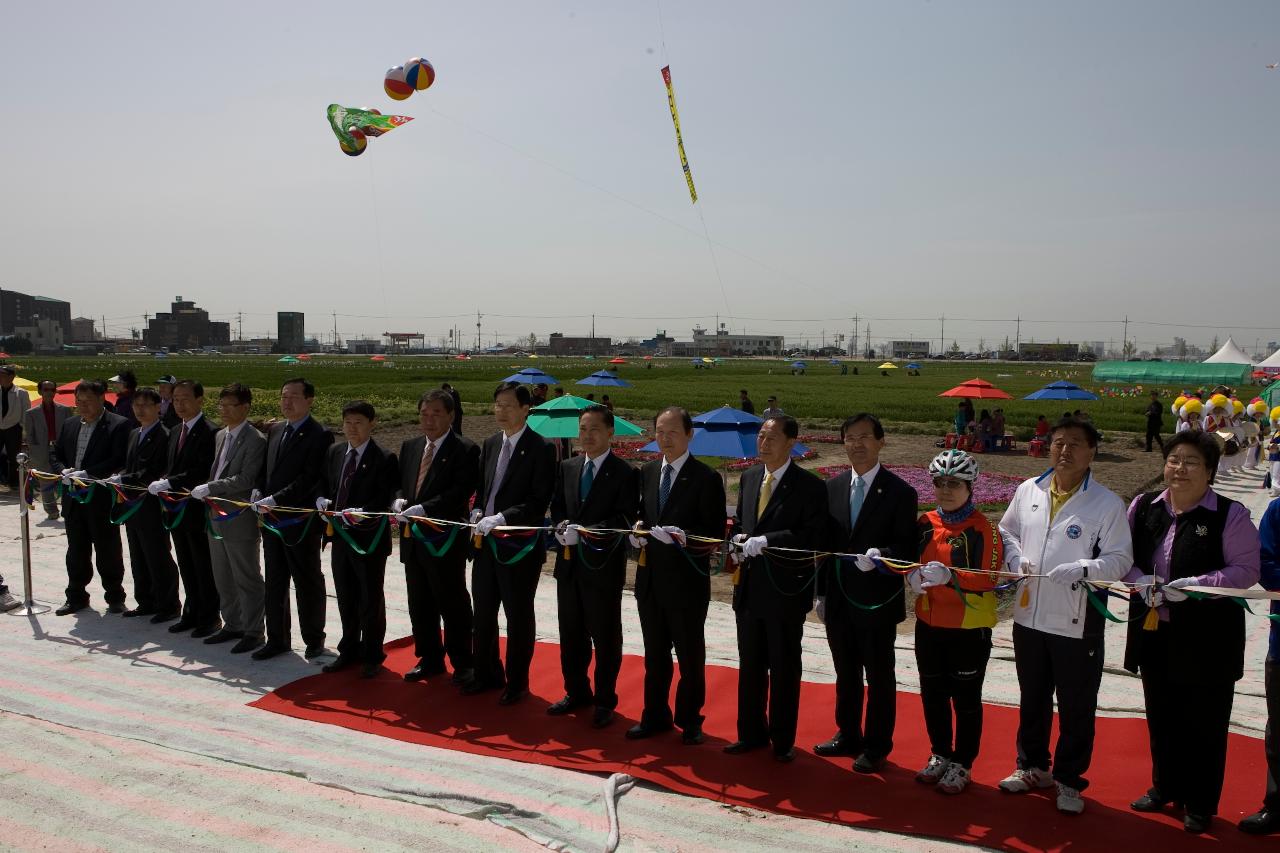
[{"left": 602, "top": 772, "right": 636, "bottom": 853}]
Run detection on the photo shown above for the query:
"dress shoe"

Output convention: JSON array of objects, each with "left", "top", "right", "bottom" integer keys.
[
  {"left": 723, "top": 740, "right": 767, "bottom": 755},
  {"left": 403, "top": 661, "right": 446, "bottom": 682},
  {"left": 360, "top": 663, "right": 381, "bottom": 679},
  {"left": 1130, "top": 791, "right": 1169, "bottom": 813},
  {"left": 853, "top": 753, "right": 887, "bottom": 774},
  {"left": 303, "top": 644, "right": 327, "bottom": 660},
  {"left": 190, "top": 623, "right": 222, "bottom": 639},
  {"left": 1240, "top": 808, "right": 1280, "bottom": 835},
  {"left": 251, "top": 644, "right": 289, "bottom": 661},
  {"left": 547, "top": 694, "right": 593, "bottom": 716},
  {"left": 497, "top": 687, "right": 527, "bottom": 706},
  {"left": 322, "top": 657, "right": 354, "bottom": 674},
  {"left": 55, "top": 601, "right": 87, "bottom": 616},
  {"left": 122, "top": 607, "right": 155, "bottom": 618},
  {"left": 1183, "top": 813, "right": 1211, "bottom": 834},
  {"left": 813, "top": 733, "right": 860, "bottom": 757},
  {"left": 230, "top": 636, "right": 262, "bottom": 654},
  {"left": 774, "top": 748, "right": 797, "bottom": 763},
  {"left": 150, "top": 610, "right": 180, "bottom": 624},
  {"left": 168, "top": 619, "right": 196, "bottom": 633},
  {"left": 202, "top": 629, "right": 243, "bottom": 645},
  {"left": 681, "top": 727, "right": 705, "bottom": 746},
  {"left": 460, "top": 678, "right": 500, "bottom": 696},
  {"left": 592, "top": 707, "right": 615, "bottom": 729},
  {"left": 626, "top": 721, "right": 673, "bottom": 740},
  {"left": 105, "top": 602, "right": 127, "bottom": 615},
  {"left": 450, "top": 667, "right": 475, "bottom": 686}
]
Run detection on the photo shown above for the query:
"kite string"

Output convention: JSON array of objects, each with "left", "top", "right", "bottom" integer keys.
[
  {"left": 366, "top": 155, "right": 392, "bottom": 322},
  {"left": 656, "top": 0, "right": 670, "bottom": 64}
]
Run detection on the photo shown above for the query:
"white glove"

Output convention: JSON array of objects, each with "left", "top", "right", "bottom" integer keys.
[
  {"left": 148, "top": 479, "right": 171, "bottom": 495},
  {"left": 250, "top": 488, "right": 261, "bottom": 503},
  {"left": 343, "top": 507, "right": 365, "bottom": 516},
  {"left": 106, "top": 474, "right": 123, "bottom": 485},
  {"left": 60, "top": 467, "right": 74, "bottom": 482},
  {"left": 1045, "top": 560, "right": 1086, "bottom": 586},
  {"left": 469, "top": 508, "right": 483, "bottom": 524},
  {"left": 742, "top": 535, "right": 768, "bottom": 558},
  {"left": 70, "top": 469, "right": 88, "bottom": 482},
  {"left": 650, "top": 526, "right": 675, "bottom": 545},
  {"left": 661, "top": 525, "right": 687, "bottom": 546},
  {"left": 628, "top": 522, "right": 645, "bottom": 550},
  {"left": 476, "top": 514, "right": 504, "bottom": 536},
  {"left": 815, "top": 596, "right": 827, "bottom": 623},
  {"left": 1009, "top": 555, "right": 1035, "bottom": 576},
  {"left": 391, "top": 498, "right": 407, "bottom": 513},
  {"left": 1134, "top": 574, "right": 1162, "bottom": 607},
  {"left": 907, "top": 569, "right": 925, "bottom": 595},
  {"left": 397, "top": 503, "right": 424, "bottom": 522},
  {"left": 554, "top": 524, "right": 581, "bottom": 547},
  {"left": 1163, "top": 575, "right": 1197, "bottom": 602},
  {"left": 919, "top": 560, "right": 953, "bottom": 589},
  {"left": 252, "top": 495, "right": 277, "bottom": 514},
  {"left": 190, "top": 484, "right": 211, "bottom": 501},
  {"left": 855, "top": 547, "right": 882, "bottom": 572},
  {"left": 315, "top": 496, "right": 332, "bottom": 512}
]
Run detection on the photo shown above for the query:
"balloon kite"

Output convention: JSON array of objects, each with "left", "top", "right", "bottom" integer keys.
[
  {"left": 385, "top": 57, "right": 435, "bottom": 100},
  {"left": 326, "top": 104, "right": 413, "bottom": 157}
]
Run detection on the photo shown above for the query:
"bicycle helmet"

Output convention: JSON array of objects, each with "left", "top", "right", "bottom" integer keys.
[{"left": 928, "top": 449, "right": 980, "bottom": 482}]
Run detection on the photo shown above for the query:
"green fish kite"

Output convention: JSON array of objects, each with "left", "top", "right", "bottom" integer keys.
[{"left": 326, "top": 104, "right": 413, "bottom": 157}]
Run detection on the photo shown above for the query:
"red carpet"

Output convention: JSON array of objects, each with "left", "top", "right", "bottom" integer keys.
[{"left": 252, "top": 636, "right": 1269, "bottom": 850}]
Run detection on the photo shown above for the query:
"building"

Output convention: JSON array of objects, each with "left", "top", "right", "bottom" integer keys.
[
  {"left": 889, "top": 340, "right": 931, "bottom": 359},
  {"left": 346, "top": 338, "right": 382, "bottom": 354},
  {"left": 13, "top": 317, "right": 65, "bottom": 354},
  {"left": 143, "top": 296, "right": 230, "bottom": 350},
  {"left": 1019, "top": 342, "right": 1080, "bottom": 362},
  {"left": 548, "top": 332, "right": 612, "bottom": 356},
  {"left": 71, "top": 317, "right": 97, "bottom": 342},
  {"left": 0, "top": 289, "right": 72, "bottom": 339},
  {"left": 672, "top": 325, "right": 783, "bottom": 357},
  {"left": 277, "top": 312, "right": 305, "bottom": 352}
]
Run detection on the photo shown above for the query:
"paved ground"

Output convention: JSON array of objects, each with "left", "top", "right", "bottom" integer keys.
[{"left": 0, "top": 467, "right": 1272, "bottom": 851}]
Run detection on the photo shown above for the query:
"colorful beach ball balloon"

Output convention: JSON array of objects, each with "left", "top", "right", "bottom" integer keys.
[
  {"left": 340, "top": 127, "right": 368, "bottom": 156},
  {"left": 405, "top": 57, "right": 435, "bottom": 91},
  {"left": 384, "top": 65, "right": 413, "bottom": 100}
]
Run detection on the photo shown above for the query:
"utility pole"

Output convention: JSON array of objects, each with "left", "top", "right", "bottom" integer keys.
[
  {"left": 475, "top": 310, "right": 482, "bottom": 352},
  {"left": 1122, "top": 315, "right": 1129, "bottom": 357},
  {"left": 591, "top": 314, "right": 595, "bottom": 342},
  {"left": 1015, "top": 315, "right": 1021, "bottom": 354},
  {"left": 236, "top": 311, "right": 243, "bottom": 342},
  {"left": 939, "top": 315, "right": 945, "bottom": 358},
  {"left": 850, "top": 315, "right": 858, "bottom": 357},
  {"left": 865, "top": 323, "right": 872, "bottom": 358},
  {"left": 331, "top": 312, "right": 338, "bottom": 348}
]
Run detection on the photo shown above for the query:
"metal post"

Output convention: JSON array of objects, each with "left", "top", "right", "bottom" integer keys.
[{"left": 9, "top": 452, "right": 50, "bottom": 616}]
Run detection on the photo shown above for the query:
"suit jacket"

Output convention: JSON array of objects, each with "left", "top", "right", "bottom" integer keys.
[
  {"left": 205, "top": 423, "right": 267, "bottom": 540},
  {"left": 636, "top": 455, "right": 725, "bottom": 609},
  {"left": 164, "top": 415, "right": 218, "bottom": 494},
  {"left": 396, "top": 430, "right": 480, "bottom": 564},
  {"left": 159, "top": 400, "right": 181, "bottom": 429},
  {"left": 52, "top": 411, "right": 131, "bottom": 484},
  {"left": 322, "top": 439, "right": 399, "bottom": 559},
  {"left": 732, "top": 462, "right": 828, "bottom": 620},
  {"left": 476, "top": 427, "right": 556, "bottom": 566},
  {"left": 262, "top": 416, "right": 333, "bottom": 509},
  {"left": 120, "top": 423, "right": 171, "bottom": 488},
  {"left": 22, "top": 401, "right": 72, "bottom": 462},
  {"left": 0, "top": 385, "right": 31, "bottom": 430},
  {"left": 550, "top": 451, "right": 639, "bottom": 586},
  {"left": 823, "top": 467, "right": 919, "bottom": 626}
]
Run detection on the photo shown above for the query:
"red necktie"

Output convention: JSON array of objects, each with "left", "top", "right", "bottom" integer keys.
[{"left": 178, "top": 422, "right": 189, "bottom": 453}]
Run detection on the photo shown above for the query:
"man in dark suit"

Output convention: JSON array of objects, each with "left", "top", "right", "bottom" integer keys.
[
  {"left": 156, "top": 375, "right": 181, "bottom": 429},
  {"left": 250, "top": 378, "right": 334, "bottom": 660},
  {"left": 724, "top": 415, "right": 827, "bottom": 762},
  {"left": 51, "top": 380, "right": 131, "bottom": 615},
  {"left": 318, "top": 400, "right": 399, "bottom": 678},
  {"left": 628, "top": 406, "right": 726, "bottom": 745},
  {"left": 148, "top": 379, "right": 220, "bottom": 637},
  {"left": 111, "top": 388, "right": 180, "bottom": 621},
  {"left": 547, "top": 405, "right": 639, "bottom": 728},
  {"left": 815, "top": 413, "right": 919, "bottom": 772},
  {"left": 394, "top": 389, "right": 480, "bottom": 683},
  {"left": 463, "top": 381, "right": 557, "bottom": 706}
]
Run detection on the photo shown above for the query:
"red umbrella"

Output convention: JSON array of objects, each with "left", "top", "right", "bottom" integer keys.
[
  {"left": 608, "top": 357, "right": 626, "bottom": 364},
  {"left": 52, "top": 380, "right": 118, "bottom": 408},
  {"left": 939, "top": 378, "right": 1012, "bottom": 400},
  {"left": 0, "top": 352, "right": 10, "bottom": 359},
  {"left": 370, "top": 355, "right": 386, "bottom": 362}
]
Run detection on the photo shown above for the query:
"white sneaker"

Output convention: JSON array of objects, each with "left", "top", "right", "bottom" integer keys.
[
  {"left": 915, "top": 754, "right": 951, "bottom": 784},
  {"left": 998, "top": 767, "right": 1054, "bottom": 793},
  {"left": 0, "top": 591, "right": 20, "bottom": 612},
  {"left": 1055, "top": 782, "right": 1084, "bottom": 814},
  {"left": 937, "top": 763, "right": 970, "bottom": 794}
]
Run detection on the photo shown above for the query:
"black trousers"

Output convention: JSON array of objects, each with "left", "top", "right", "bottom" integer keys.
[
  {"left": 124, "top": 498, "right": 180, "bottom": 614},
  {"left": 330, "top": 543, "right": 388, "bottom": 665},
  {"left": 637, "top": 594, "right": 708, "bottom": 730},
  {"left": 556, "top": 572, "right": 623, "bottom": 709},
  {"left": 262, "top": 529, "right": 327, "bottom": 649},
  {"left": 402, "top": 538, "right": 473, "bottom": 671},
  {"left": 1265, "top": 659, "right": 1280, "bottom": 810},
  {"left": 735, "top": 609, "right": 805, "bottom": 753},
  {"left": 0, "top": 423, "right": 20, "bottom": 487},
  {"left": 1012, "top": 622, "right": 1104, "bottom": 791},
  {"left": 1145, "top": 427, "right": 1164, "bottom": 452},
  {"left": 915, "top": 621, "right": 991, "bottom": 768},
  {"left": 825, "top": 615, "right": 898, "bottom": 758},
  {"left": 471, "top": 548, "right": 542, "bottom": 692},
  {"left": 1136, "top": 621, "right": 1235, "bottom": 815},
  {"left": 62, "top": 492, "right": 126, "bottom": 608},
  {"left": 170, "top": 505, "right": 219, "bottom": 627}
]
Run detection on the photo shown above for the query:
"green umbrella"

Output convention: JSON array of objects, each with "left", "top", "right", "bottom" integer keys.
[
  {"left": 527, "top": 394, "right": 644, "bottom": 438},
  {"left": 277, "top": 356, "right": 300, "bottom": 364}
]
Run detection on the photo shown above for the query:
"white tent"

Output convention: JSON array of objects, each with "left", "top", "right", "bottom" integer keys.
[
  {"left": 1202, "top": 335, "right": 1254, "bottom": 365},
  {"left": 1257, "top": 346, "right": 1280, "bottom": 371}
]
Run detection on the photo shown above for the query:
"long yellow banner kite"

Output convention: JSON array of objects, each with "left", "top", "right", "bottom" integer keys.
[{"left": 661, "top": 65, "right": 698, "bottom": 204}]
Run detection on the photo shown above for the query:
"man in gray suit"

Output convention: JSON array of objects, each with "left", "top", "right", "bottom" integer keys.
[
  {"left": 189, "top": 383, "right": 267, "bottom": 654},
  {"left": 21, "top": 379, "right": 71, "bottom": 519},
  {"left": 0, "top": 365, "right": 31, "bottom": 492}
]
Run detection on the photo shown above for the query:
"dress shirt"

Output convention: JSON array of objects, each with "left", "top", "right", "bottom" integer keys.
[
  {"left": 75, "top": 414, "right": 102, "bottom": 468},
  {"left": 850, "top": 462, "right": 880, "bottom": 503},
  {"left": 661, "top": 450, "right": 691, "bottom": 479},
  {"left": 213, "top": 421, "right": 248, "bottom": 479}
]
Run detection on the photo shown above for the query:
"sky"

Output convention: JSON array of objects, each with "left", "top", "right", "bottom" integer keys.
[{"left": 3, "top": 1, "right": 1278, "bottom": 355}]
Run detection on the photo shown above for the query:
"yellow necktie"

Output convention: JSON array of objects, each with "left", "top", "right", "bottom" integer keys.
[{"left": 757, "top": 470, "right": 773, "bottom": 519}]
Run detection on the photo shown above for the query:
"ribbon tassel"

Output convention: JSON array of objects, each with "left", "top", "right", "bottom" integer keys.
[{"left": 1142, "top": 606, "right": 1160, "bottom": 631}]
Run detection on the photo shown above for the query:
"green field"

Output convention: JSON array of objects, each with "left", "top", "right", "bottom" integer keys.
[{"left": 12, "top": 355, "right": 1265, "bottom": 436}]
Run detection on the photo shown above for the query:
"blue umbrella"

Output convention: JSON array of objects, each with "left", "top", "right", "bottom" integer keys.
[
  {"left": 1023, "top": 380, "right": 1099, "bottom": 401},
  {"left": 791, "top": 360, "right": 808, "bottom": 369},
  {"left": 694, "top": 405, "right": 762, "bottom": 426},
  {"left": 502, "top": 367, "right": 559, "bottom": 385},
  {"left": 575, "top": 370, "right": 632, "bottom": 388},
  {"left": 906, "top": 362, "right": 921, "bottom": 370},
  {"left": 829, "top": 358, "right": 841, "bottom": 366},
  {"left": 643, "top": 406, "right": 809, "bottom": 458}
]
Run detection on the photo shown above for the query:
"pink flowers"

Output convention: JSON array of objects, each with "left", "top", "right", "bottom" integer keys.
[{"left": 817, "top": 464, "right": 1023, "bottom": 507}]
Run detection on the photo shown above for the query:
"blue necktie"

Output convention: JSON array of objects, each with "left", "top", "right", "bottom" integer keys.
[
  {"left": 849, "top": 475, "right": 865, "bottom": 530},
  {"left": 580, "top": 458, "right": 594, "bottom": 501},
  {"left": 658, "top": 463, "right": 673, "bottom": 513}
]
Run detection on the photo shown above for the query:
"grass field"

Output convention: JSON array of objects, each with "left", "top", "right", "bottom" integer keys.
[{"left": 11, "top": 354, "right": 1266, "bottom": 435}]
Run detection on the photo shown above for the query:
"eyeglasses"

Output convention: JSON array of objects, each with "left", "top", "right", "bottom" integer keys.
[{"left": 1164, "top": 456, "right": 1204, "bottom": 470}]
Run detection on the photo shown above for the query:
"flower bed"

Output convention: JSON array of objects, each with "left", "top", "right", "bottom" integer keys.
[
  {"left": 798, "top": 433, "right": 842, "bottom": 444},
  {"left": 816, "top": 464, "right": 1023, "bottom": 508}
]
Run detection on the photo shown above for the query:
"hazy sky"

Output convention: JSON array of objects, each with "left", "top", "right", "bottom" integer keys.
[{"left": 3, "top": 1, "right": 1278, "bottom": 353}]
